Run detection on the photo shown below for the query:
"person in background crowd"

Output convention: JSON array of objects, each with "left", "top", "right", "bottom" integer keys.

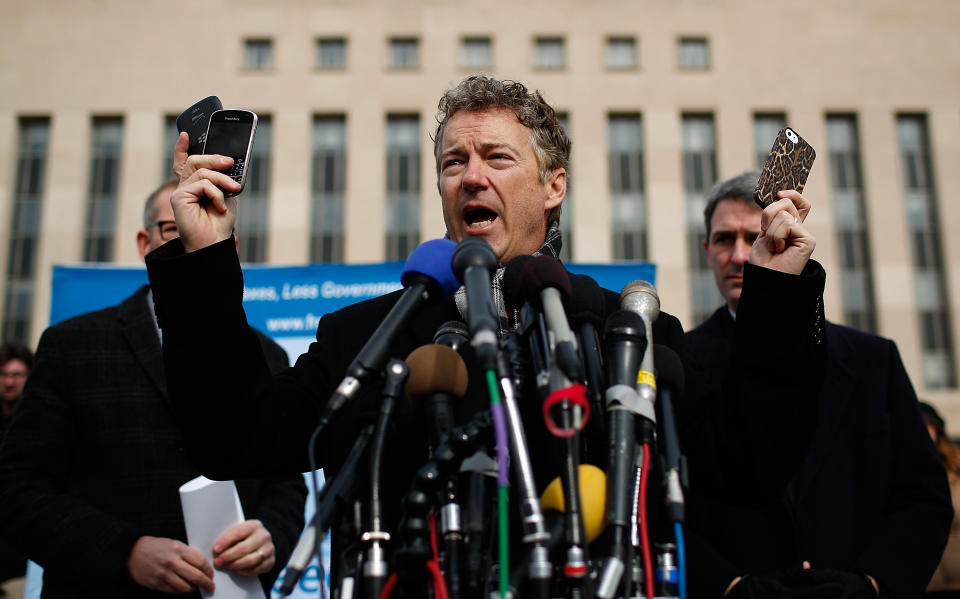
[
  {"left": 921, "top": 401, "right": 960, "bottom": 597},
  {"left": 0, "top": 343, "right": 33, "bottom": 433},
  {"left": 0, "top": 343, "right": 33, "bottom": 591},
  {"left": 0, "top": 180, "right": 306, "bottom": 598},
  {"left": 686, "top": 170, "right": 951, "bottom": 598}
]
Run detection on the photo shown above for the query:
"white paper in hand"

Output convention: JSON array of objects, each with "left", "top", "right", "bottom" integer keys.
[{"left": 179, "top": 476, "right": 267, "bottom": 599}]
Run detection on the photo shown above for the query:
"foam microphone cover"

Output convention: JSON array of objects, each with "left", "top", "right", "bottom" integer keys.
[
  {"left": 405, "top": 344, "right": 469, "bottom": 401},
  {"left": 520, "top": 255, "right": 572, "bottom": 309},
  {"left": 539, "top": 464, "right": 607, "bottom": 543},
  {"left": 567, "top": 273, "right": 606, "bottom": 329},
  {"left": 652, "top": 344, "right": 685, "bottom": 396},
  {"left": 401, "top": 238, "right": 461, "bottom": 302},
  {"left": 502, "top": 254, "right": 534, "bottom": 308}
]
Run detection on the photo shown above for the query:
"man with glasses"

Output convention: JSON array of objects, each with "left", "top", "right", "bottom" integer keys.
[
  {"left": 0, "top": 342, "right": 33, "bottom": 589},
  {"left": 0, "top": 343, "right": 32, "bottom": 434},
  {"left": 0, "top": 180, "right": 306, "bottom": 598}
]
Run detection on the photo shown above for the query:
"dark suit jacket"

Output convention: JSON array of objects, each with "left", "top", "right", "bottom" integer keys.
[
  {"left": 0, "top": 286, "right": 306, "bottom": 599},
  {"left": 685, "top": 305, "right": 952, "bottom": 598}
]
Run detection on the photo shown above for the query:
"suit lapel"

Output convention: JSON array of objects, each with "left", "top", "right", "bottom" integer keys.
[
  {"left": 794, "top": 323, "right": 856, "bottom": 496},
  {"left": 118, "top": 286, "right": 168, "bottom": 399}
]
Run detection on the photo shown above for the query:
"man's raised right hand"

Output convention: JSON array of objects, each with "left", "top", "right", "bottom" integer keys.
[{"left": 169, "top": 131, "right": 241, "bottom": 253}]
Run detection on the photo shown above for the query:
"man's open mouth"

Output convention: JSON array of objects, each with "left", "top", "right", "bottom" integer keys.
[{"left": 465, "top": 208, "right": 498, "bottom": 229}]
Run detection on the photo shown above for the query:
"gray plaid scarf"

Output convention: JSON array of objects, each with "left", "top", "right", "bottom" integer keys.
[{"left": 454, "top": 222, "right": 563, "bottom": 337}]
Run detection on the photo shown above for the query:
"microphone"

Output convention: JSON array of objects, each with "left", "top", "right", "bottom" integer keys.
[
  {"left": 316, "top": 239, "right": 460, "bottom": 432},
  {"left": 597, "top": 309, "right": 648, "bottom": 599},
  {"left": 279, "top": 425, "right": 375, "bottom": 595},
  {"left": 520, "top": 256, "right": 582, "bottom": 382},
  {"left": 451, "top": 237, "right": 500, "bottom": 368},
  {"left": 405, "top": 344, "right": 469, "bottom": 599},
  {"left": 503, "top": 255, "right": 550, "bottom": 398},
  {"left": 519, "top": 255, "right": 590, "bottom": 587},
  {"left": 568, "top": 274, "right": 608, "bottom": 423},
  {"left": 653, "top": 344, "right": 686, "bottom": 523},
  {"left": 434, "top": 320, "right": 470, "bottom": 353},
  {"left": 507, "top": 465, "right": 608, "bottom": 598},
  {"left": 619, "top": 280, "right": 660, "bottom": 411},
  {"left": 406, "top": 344, "right": 469, "bottom": 448}
]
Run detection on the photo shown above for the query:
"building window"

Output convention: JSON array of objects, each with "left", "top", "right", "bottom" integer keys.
[
  {"left": 244, "top": 38, "right": 274, "bottom": 70},
  {"left": 163, "top": 114, "right": 179, "bottom": 179},
  {"left": 84, "top": 117, "right": 123, "bottom": 263},
  {"left": 682, "top": 114, "right": 720, "bottom": 325},
  {"left": 237, "top": 116, "right": 270, "bottom": 263},
  {"left": 389, "top": 37, "right": 419, "bottom": 69},
  {"left": 827, "top": 115, "right": 876, "bottom": 333},
  {"left": 461, "top": 37, "right": 493, "bottom": 69},
  {"left": 678, "top": 37, "right": 709, "bottom": 69},
  {"left": 897, "top": 114, "right": 955, "bottom": 388},
  {"left": 609, "top": 114, "right": 646, "bottom": 261},
  {"left": 3, "top": 118, "right": 49, "bottom": 343},
  {"left": 534, "top": 36, "right": 565, "bottom": 69},
  {"left": 557, "top": 113, "right": 572, "bottom": 261},
  {"left": 753, "top": 113, "right": 786, "bottom": 169},
  {"left": 311, "top": 115, "right": 346, "bottom": 263},
  {"left": 317, "top": 37, "right": 347, "bottom": 69},
  {"left": 606, "top": 37, "right": 637, "bottom": 70},
  {"left": 385, "top": 115, "right": 420, "bottom": 260}
]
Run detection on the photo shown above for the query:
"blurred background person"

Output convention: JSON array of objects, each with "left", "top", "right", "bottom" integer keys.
[
  {"left": 0, "top": 343, "right": 32, "bottom": 592},
  {"left": 922, "top": 401, "right": 960, "bottom": 597},
  {"left": 0, "top": 344, "right": 32, "bottom": 436}
]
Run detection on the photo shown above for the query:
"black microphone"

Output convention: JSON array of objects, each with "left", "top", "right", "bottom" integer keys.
[
  {"left": 568, "top": 273, "right": 609, "bottom": 446},
  {"left": 503, "top": 255, "right": 550, "bottom": 399},
  {"left": 520, "top": 255, "right": 582, "bottom": 382},
  {"left": 362, "top": 360, "right": 409, "bottom": 599},
  {"left": 519, "top": 255, "right": 590, "bottom": 586},
  {"left": 597, "top": 309, "right": 648, "bottom": 599},
  {"left": 316, "top": 239, "right": 460, "bottom": 433},
  {"left": 434, "top": 320, "right": 470, "bottom": 353},
  {"left": 653, "top": 344, "right": 686, "bottom": 523},
  {"left": 279, "top": 425, "right": 375, "bottom": 595},
  {"left": 451, "top": 237, "right": 499, "bottom": 369}
]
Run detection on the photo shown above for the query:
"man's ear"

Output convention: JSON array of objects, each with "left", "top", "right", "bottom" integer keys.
[
  {"left": 544, "top": 168, "right": 566, "bottom": 211},
  {"left": 136, "top": 230, "right": 151, "bottom": 261}
]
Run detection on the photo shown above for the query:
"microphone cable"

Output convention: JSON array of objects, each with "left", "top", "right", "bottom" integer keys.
[{"left": 639, "top": 442, "right": 654, "bottom": 599}]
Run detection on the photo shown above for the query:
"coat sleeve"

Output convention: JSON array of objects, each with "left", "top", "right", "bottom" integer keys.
[{"left": 0, "top": 326, "right": 142, "bottom": 593}]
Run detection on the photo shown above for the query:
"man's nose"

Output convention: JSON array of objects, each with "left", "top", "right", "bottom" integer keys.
[
  {"left": 462, "top": 156, "right": 486, "bottom": 191},
  {"left": 732, "top": 237, "right": 752, "bottom": 264}
]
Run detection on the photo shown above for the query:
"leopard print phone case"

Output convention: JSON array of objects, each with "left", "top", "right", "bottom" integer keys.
[{"left": 754, "top": 127, "right": 816, "bottom": 208}]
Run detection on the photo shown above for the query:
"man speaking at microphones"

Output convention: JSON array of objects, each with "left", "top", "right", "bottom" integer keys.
[
  {"left": 143, "top": 75, "right": 849, "bottom": 597},
  {"left": 684, "top": 171, "right": 950, "bottom": 598}
]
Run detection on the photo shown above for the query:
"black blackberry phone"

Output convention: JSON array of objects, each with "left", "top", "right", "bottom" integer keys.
[
  {"left": 202, "top": 109, "right": 258, "bottom": 197},
  {"left": 175, "top": 96, "right": 222, "bottom": 156}
]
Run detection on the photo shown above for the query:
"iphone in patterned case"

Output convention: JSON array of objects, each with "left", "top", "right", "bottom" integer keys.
[{"left": 754, "top": 127, "right": 816, "bottom": 209}]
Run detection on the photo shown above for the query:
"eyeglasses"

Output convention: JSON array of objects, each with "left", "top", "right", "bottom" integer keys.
[
  {"left": 0, "top": 371, "right": 26, "bottom": 380},
  {"left": 149, "top": 220, "right": 179, "bottom": 241}
]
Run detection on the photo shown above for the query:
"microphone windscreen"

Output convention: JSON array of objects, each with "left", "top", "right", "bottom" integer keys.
[
  {"left": 567, "top": 273, "right": 606, "bottom": 328},
  {"left": 401, "top": 238, "right": 460, "bottom": 299},
  {"left": 538, "top": 464, "right": 607, "bottom": 543},
  {"left": 405, "top": 344, "right": 469, "bottom": 400},
  {"left": 653, "top": 344, "right": 685, "bottom": 395},
  {"left": 619, "top": 279, "right": 660, "bottom": 321},
  {"left": 502, "top": 254, "right": 534, "bottom": 307},
  {"left": 520, "top": 255, "right": 571, "bottom": 307}
]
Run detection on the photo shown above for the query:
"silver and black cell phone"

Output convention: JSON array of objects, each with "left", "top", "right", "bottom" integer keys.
[{"left": 202, "top": 109, "right": 258, "bottom": 196}]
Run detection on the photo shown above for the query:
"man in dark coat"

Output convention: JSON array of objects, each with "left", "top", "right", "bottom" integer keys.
[
  {"left": 685, "top": 170, "right": 952, "bottom": 598},
  {"left": 0, "top": 180, "right": 306, "bottom": 598},
  {"left": 145, "top": 76, "right": 828, "bottom": 596}
]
